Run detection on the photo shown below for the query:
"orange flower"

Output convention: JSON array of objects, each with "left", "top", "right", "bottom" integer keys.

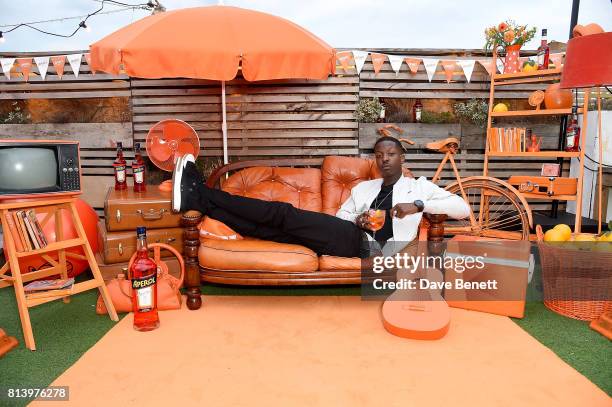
[
  {"left": 498, "top": 22, "right": 508, "bottom": 31},
  {"left": 504, "top": 29, "right": 515, "bottom": 43}
]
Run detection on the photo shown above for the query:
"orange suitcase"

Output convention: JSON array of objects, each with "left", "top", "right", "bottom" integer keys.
[
  {"left": 508, "top": 176, "right": 577, "bottom": 197},
  {"left": 97, "top": 220, "right": 183, "bottom": 264},
  {"left": 104, "top": 187, "right": 182, "bottom": 232}
]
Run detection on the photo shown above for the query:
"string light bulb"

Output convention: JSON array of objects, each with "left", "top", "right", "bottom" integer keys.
[
  {"left": 0, "top": 32, "right": 5, "bottom": 43},
  {"left": 79, "top": 21, "right": 91, "bottom": 33}
]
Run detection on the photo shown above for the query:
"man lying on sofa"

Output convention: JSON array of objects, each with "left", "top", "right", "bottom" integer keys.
[{"left": 171, "top": 136, "right": 470, "bottom": 259}]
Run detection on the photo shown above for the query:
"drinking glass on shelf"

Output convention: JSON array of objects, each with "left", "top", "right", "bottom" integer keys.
[{"left": 368, "top": 209, "right": 386, "bottom": 231}]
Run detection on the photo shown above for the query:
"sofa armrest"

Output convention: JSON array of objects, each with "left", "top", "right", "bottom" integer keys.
[{"left": 181, "top": 210, "right": 203, "bottom": 310}]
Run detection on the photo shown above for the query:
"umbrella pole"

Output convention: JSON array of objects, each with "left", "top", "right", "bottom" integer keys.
[{"left": 221, "top": 80, "right": 229, "bottom": 165}]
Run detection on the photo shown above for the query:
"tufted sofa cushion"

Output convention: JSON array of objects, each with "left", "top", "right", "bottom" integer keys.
[
  {"left": 221, "top": 167, "right": 322, "bottom": 212},
  {"left": 198, "top": 238, "right": 319, "bottom": 272},
  {"left": 321, "top": 156, "right": 383, "bottom": 216}
]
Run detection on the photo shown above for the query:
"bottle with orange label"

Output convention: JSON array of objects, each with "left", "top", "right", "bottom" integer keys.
[
  {"left": 131, "top": 227, "right": 160, "bottom": 332},
  {"left": 132, "top": 143, "right": 146, "bottom": 192},
  {"left": 113, "top": 142, "right": 127, "bottom": 190}
]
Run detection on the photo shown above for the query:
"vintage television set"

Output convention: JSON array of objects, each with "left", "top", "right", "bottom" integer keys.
[{"left": 0, "top": 139, "right": 82, "bottom": 200}]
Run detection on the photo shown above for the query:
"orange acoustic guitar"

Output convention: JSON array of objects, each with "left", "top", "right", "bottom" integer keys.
[{"left": 381, "top": 267, "right": 450, "bottom": 340}]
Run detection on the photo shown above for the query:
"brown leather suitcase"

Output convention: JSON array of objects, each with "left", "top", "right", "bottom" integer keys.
[
  {"left": 94, "top": 252, "right": 182, "bottom": 283},
  {"left": 104, "top": 187, "right": 182, "bottom": 232},
  {"left": 508, "top": 176, "right": 577, "bottom": 197},
  {"left": 97, "top": 221, "right": 184, "bottom": 264}
]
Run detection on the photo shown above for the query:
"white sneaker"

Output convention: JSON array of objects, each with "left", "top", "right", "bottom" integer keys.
[
  {"left": 183, "top": 153, "right": 195, "bottom": 168},
  {"left": 171, "top": 155, "right": 185, "bottom": 213}
]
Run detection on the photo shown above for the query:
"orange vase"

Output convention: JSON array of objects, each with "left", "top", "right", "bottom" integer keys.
[
  {"left": 544, "top": 83, "right": 573, "bottom": 109},
  {"left": 503, "top": 44, "right": 521, "bottom": 74}
]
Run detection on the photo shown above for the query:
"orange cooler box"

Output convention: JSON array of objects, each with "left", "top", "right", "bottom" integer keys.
[{"left": 443, "top": 235, "right": 532, "bottom": 318}]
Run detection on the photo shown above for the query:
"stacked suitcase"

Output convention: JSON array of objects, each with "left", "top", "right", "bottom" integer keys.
[{"left": 96, "top": 187, "right": 184, "bottom": 281}]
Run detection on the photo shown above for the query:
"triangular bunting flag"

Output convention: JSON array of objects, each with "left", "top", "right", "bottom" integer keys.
[
  {"left": 84, "top": 53, "right": 96, "bottom": 74},
  {"left": 370, "top": 53, "right": 387, "bottom": 75},
  {"left": 422, "top": 58, "right": 439, "bottom": 82},
  {"left": 352, "top": 51, "right": 368, "bottom": 74},
  {"left": 1, "top": 58, "right": 15, "bottom": 80},
  {"left": 458, "top": 60, "right": 476, "bottom": 83},
  {"left": 336, "top": 51, "right": 353, "bottom": 72},
  {"left": 404, "top": 57, "right": 421, "bottom": 74},
  {"left": 17, "top": 58, "right": 33, "bottom": 82},
  {"left": 495, "top": 58, "right": 505, "bottom": 75},
  {"left": 441, "top": 60, "right": 456, "bottom": 83},
  {"left": 51, "top": 55, "right": 66, "bottom": 79},
  {"left": 67, "top": 53, "right": 82, "bottom": 78},
  {"left": 479, "top": 59, "right": 496, "bottom": 77},
  {"left": 388, "top": 55, "right": 404, "bottom": 76},
  {"left": 34, "top": 56, "right": 50, "bottom": 80}
]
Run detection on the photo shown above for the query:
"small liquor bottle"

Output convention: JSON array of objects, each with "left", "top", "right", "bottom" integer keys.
[
  {"left": 412, "top": 99, "right": 423, "bottom": 123},
  {"left": 131, "top": 227, "right": 160, "bottom": 332},
  {"left": 113, "top": 142, "right": 127, "bottom": 191},
  {"left": 536, "top": 29, "right": 550, "bottom": 70},
  {"left": 564, "top": 107, "right": 581, "bottom": 152},
  {"left": 132, "top": 143, "right": 146, "bottom": 192}
]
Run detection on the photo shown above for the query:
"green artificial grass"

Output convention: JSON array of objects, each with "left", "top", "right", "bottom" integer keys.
[
  {"left": 0, "top": 273, "right": 126, "bottom": 407},
  {"left": 0, "top": 274, "right": 609, "bottom": 406}
]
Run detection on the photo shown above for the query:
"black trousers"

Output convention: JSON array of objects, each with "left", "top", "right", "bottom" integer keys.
[{"left": 200, "top": 186, "right": 365, "bottom": 258}]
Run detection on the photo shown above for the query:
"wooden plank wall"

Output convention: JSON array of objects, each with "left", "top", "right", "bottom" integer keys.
[
  {"left": 1, "top": 48, "right": 577, "bottom": 216},
  {"left": 130, "top": 76, "right": 359, "bottom": 159},
  {"left": 0, "top": 50, "right": 131, "bottom": 216}
]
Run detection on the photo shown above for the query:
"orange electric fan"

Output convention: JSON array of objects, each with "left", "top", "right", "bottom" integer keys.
[{"left": 145, "top": 119, "right": 200, "bottom": 191}]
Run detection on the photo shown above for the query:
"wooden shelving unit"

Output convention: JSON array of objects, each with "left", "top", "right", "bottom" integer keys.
[
  {"left": 485, "top": 48, "right": 591, "bottom": 232},
  {"left": 0, "top": 196, "right": 118, "bottom": 350}
]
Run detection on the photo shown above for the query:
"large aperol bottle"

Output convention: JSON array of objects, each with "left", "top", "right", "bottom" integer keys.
[{"left": 131, "top": 227, "right": 160, "bottom": 331}]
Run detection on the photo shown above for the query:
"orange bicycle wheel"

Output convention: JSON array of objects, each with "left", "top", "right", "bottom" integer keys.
[{"left": 444, "top": 179, "right": 530, "bottom": 240}]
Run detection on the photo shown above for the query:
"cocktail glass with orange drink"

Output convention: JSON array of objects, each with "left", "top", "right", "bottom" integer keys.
[{"left": 368, "top": 209, "right": 386, "bottom": 231}]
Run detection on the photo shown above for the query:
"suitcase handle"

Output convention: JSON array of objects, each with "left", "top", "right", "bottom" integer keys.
[{"left": 137, "top": 208, "right": 167, "bottom": 220}]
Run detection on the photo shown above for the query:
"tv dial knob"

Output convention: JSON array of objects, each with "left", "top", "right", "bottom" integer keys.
[
  {"left": 68, "top": 168, "right": 73, "bottom": 172},
  {"left": 63, "top": 168, "right": 68, "bottom": 173},
  {"left": 74, "top": 167, "right": 79, "bottom": 172}
]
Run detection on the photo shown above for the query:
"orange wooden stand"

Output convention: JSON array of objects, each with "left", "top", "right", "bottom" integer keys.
[{"left": 0, "top": 196, "right": 118, "bottom": 351}]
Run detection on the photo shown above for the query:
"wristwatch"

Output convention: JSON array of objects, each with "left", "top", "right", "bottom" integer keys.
[{"left": 413, "top": 200, "right": 425, "bottom": 212}]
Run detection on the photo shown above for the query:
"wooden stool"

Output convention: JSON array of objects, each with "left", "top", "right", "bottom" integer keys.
[{"left": 0, "top": 196, "right": 118, "bottom": 351}]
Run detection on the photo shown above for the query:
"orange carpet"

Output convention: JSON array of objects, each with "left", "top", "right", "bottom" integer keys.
[{"left": 32, "top": 296, "right": 609, "bottom": 406}]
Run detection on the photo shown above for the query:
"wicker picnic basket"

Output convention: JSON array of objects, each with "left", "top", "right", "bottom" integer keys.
[{"left": 535, "top": 225, "right": 612, "bottom": 321}]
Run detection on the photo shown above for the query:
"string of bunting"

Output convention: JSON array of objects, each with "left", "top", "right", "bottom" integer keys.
[
  {"left": 335, "top": 50, "right": 565, "bottom": 82},
  {"left": 0, "top": 52, "right": 95, "bottom": 81},
  {"left": 1, "top": 49, "right": 565, "bottom": 82}
]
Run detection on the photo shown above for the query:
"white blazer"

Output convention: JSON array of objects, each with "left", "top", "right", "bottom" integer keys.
[{"left": 336, "top": 175, "right": 470, "bottom": 254}]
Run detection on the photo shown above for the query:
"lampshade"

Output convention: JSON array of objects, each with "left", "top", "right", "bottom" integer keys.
[{"left": 560, "top": 32, "right": 612, "bottom": 88}]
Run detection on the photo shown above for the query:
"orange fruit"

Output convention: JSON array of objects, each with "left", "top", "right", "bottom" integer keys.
[
  {"left": 597, "top": 232, "right": 612, "bottom": 242},
  {"left": 553, "top": 224, "right": 572, "bottom": 241},
  {"left": 544, "top": 228, "right": 566, "bottom": 242}
]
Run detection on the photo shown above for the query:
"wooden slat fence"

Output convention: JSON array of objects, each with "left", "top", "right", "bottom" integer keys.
[{"left": 1, "top": 48, "right": 576, "bottom": 216}]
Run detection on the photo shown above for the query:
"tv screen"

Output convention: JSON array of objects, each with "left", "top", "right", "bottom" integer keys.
[{"left": 0, "top": 147, "right": 58, "bottom": 192}]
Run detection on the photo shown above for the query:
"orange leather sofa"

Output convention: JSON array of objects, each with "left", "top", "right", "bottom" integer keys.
[{"left": 180, "top": 156, "right": 430, "bottom": 308}]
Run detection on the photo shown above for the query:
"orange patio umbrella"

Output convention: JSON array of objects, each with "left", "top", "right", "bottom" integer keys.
[{"left": 89, "top": 5, "right": 336, "bottom": 164}]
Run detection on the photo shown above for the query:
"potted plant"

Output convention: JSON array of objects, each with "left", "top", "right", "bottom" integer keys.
[
  {"left": 484, "top": 21, "right": 537, "bottom": 74},
  {"left": 354, "top": 97, "right": 384, "bottom": 123}
]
